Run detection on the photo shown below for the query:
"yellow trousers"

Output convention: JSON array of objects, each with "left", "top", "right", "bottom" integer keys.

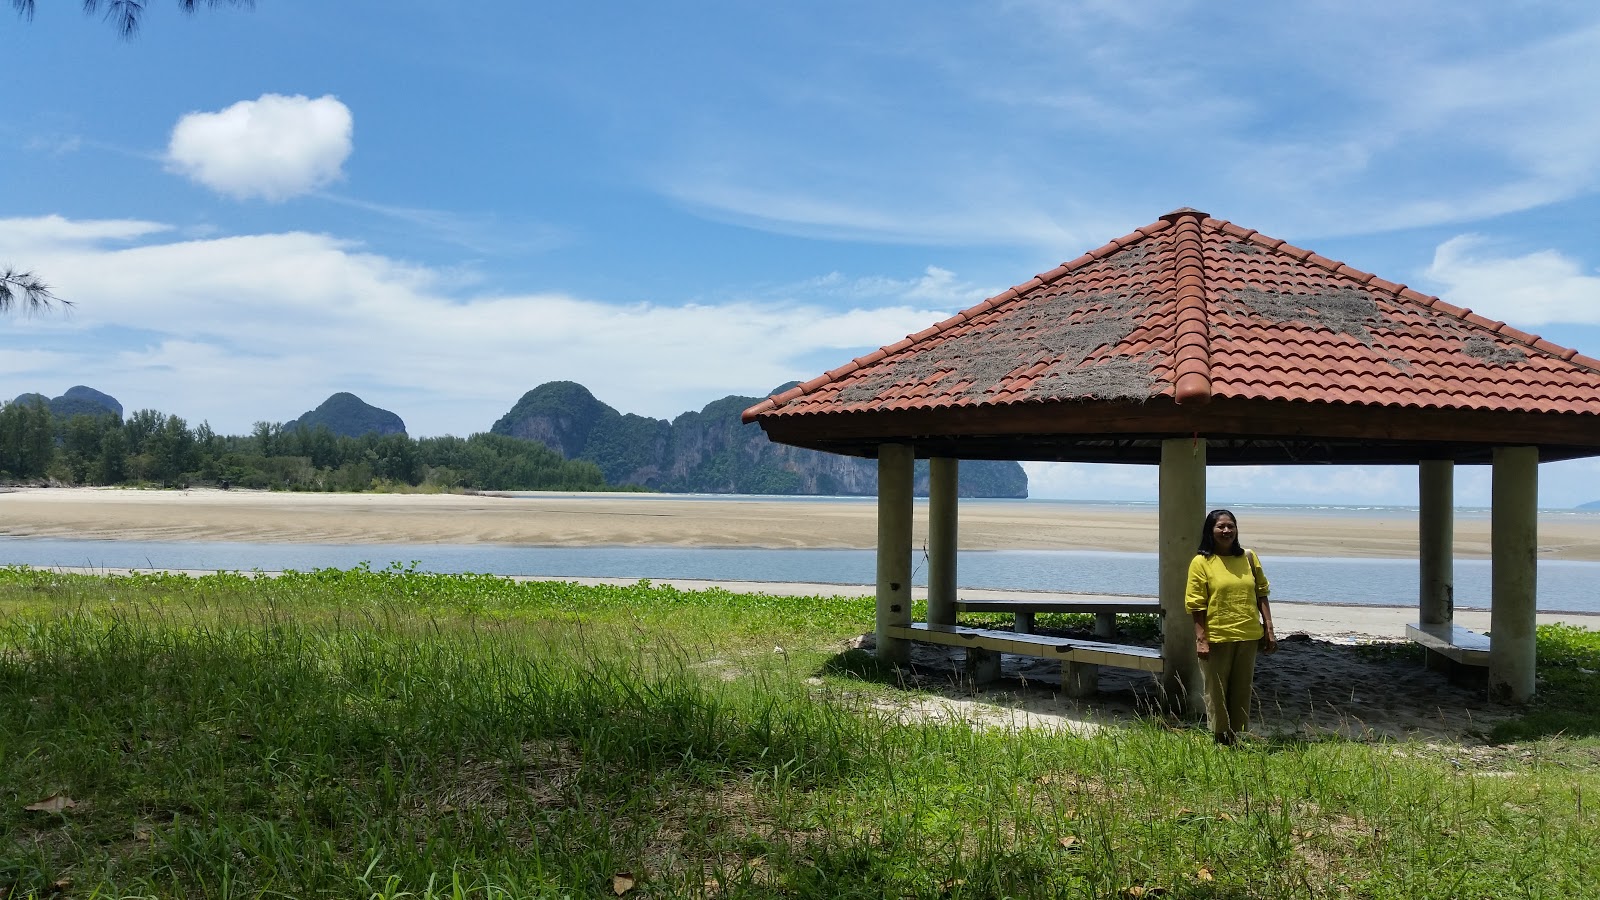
[{"left": 1201, "top": 639, "right": 1258, "bottom": 741}]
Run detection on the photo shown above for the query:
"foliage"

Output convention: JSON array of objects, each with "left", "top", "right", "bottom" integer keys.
[
  {"left": 0, "top": 266, "right": 65, "bottom": 313},
  {"left": 1489, "top": 623, "right": 1600, "bottom": 741},
  {"left": 0, "top": 400, "right": 614, "bottom": 493},
  {"left": 10, "top": 0, "right": 254, "bottom": 39},
  {"left": 0, "top": 397, "right": 54, "bottom": 478},
  {"left": 284, "top": 391, "right": 406, "bottom": 438}
]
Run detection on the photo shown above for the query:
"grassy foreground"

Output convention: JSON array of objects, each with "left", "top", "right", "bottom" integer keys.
[{"left": 2, "top": 565, "right": 1598, "bottom": 899}]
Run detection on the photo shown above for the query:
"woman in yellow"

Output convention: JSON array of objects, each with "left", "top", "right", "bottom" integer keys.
[{"left": 1186, "top": 509, "right": 1276, "bottom": 745}]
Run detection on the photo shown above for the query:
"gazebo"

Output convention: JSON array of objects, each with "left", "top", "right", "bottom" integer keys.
[{"left": 742, "top": 208, "right": 1600, "bottom": 706}]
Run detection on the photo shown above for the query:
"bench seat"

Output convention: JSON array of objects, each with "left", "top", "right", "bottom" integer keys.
[
  {"left": 954, "top": 598, "right": 1163, "bottom": 616},
  {"left": 887, "top": 622, "right": 1163, "bottom": 673},
  {"left": 1405, "top": 622, "right": 1490, "bottom": 667}
]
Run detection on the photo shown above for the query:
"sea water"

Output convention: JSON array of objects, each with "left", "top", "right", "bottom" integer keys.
[{"left": 3, "top": 532, "right": 1598, "bottom": 612}]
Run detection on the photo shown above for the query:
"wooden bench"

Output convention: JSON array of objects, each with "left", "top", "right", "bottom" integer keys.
[
  {"left": 1405, "top": 622, "right": 1490, "bottom": 683},
  {"left": 886, "top": 622, "right": 1163, "bottom": 698},
  {"left": 954, "top": 597, "right": 1163, "bottom": 638}
]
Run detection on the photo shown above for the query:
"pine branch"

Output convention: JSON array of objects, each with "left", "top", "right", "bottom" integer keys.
[{"left": 0, "top": 268, "right": 71, "bottom": 313}]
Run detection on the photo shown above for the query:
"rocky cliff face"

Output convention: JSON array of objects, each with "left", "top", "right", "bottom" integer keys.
[{"left": 491, "top": 381, "right": 1029, "bottom": 497}]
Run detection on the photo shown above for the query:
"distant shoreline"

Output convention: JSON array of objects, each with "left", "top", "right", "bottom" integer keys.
[{"left": 3, "top": 486, "right": 1600, "bottom": 561}]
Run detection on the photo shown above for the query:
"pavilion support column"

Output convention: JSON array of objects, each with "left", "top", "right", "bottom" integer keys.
[
  {"left": 1489, "top": 446, "right": 1539, "bottom": 703},
  {"left": 1418, "top": 460, "right": 1455, "bottom": 627},
  {"left": 875, "top": 443, "right": 915, "bottom": 666},
  {"left": 1158, "top": 437, "right": 1206, "bottom": 715},
  {"left": 927, "top": 457, "right": 959, "bottom": 628}
]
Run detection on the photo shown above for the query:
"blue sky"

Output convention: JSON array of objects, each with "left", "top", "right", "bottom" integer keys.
[{"left": 4, "top": 1, "right": 1599, "bottom": 506}]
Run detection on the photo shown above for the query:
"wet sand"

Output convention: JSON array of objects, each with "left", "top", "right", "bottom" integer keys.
[{"left": 4, "top": 486, "right": 1599, "bottom": 559}]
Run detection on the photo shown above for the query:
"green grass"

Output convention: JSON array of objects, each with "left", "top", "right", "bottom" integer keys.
[{"left": 2, "top": 564, "right": 1597, "bottom": 898}]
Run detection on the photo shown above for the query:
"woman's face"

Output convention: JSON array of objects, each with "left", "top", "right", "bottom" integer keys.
[{"left": 1211, "top": 514, "right": 1238, "bottom": 550}]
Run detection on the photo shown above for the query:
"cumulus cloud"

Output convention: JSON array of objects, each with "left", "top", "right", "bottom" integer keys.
[
  {"left": 1425, "top": 235, "right": 1600, "bottom": 326},
  {"left": 166, "top": 94, "right": 353, "bottom": 201}
]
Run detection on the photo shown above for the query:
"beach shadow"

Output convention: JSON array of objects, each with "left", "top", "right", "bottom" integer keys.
[{"left": 816, "top": 628, "right": 1579, "bottom": 745}]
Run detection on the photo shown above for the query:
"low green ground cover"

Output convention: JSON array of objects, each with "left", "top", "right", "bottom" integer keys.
[{"left": 2, "top": 565, "right": 1597, "bottom": 898}]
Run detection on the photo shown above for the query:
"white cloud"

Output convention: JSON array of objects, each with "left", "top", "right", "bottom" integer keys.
[
  {"left": 792, "top": 266, "right": 999, "bottom": 308},
  {"left": 0, "top": 215, "right": 170, "bottom": 250},
  {"left": 0, "top": 216, "right": 949, "bottom": 436},
  {"left": 648, "top": 6, "right": 1600, "bottom": 245},
  {"left": 0, "top": 347, "right": 77, "bottom": 378},
  {"left": 1022, "top": 462, "right": 1156, "bottom": 502},
  {"left": 664, "top": 178, "right": 1085, "bottom": 248},
  {"left": 1425, "top": 236, "right": 1600, "bottom": 327},
  {"left": 1024, "top": 462, "right": 1419, "bottom": 506},
  {"left": 1023, "top": 459, "right": 1596, "bottom": 510},
  {"left": 166, "top": 94, "right": 353, "bottom": 202}
]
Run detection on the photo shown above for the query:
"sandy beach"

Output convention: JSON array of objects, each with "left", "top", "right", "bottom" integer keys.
[{"left": 4, "top": 486, "right": 1600, "bottom": 559}]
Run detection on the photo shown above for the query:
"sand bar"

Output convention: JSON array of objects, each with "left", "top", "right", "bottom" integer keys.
[{"left": 3, "top": 486, "right": 1600, "bottom": 560}]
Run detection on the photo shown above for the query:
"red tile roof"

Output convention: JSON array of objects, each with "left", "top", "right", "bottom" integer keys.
[{"left": 744, "top": 209, "right": 1600, "bottom": 434}]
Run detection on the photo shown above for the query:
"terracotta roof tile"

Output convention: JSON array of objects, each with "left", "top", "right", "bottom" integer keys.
[{"left": 741, "top": 210, "right": 1600, "bottom": 425}]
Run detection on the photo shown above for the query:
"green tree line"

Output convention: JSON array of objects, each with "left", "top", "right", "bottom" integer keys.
[{"left": 0, "top": 400, "right": 615, "bottom": 492}]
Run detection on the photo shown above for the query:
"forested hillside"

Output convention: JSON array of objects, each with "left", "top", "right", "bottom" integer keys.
[
  {"left": 492, "top": 381, "right": 1029, "bottom": 497},
  {"left": 2, "top": 381, "right": 1030, "bottom": 497},
  {"left": 0, "top": 399, "right": 607, "bottom": 492},
  {"left": 283, "top": 392, "right": 406, "bottom": 438}
]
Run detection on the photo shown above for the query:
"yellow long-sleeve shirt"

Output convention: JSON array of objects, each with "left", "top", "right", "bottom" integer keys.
[{"left": 1185, "top": 550, "right": 1270, "bottom": 643}]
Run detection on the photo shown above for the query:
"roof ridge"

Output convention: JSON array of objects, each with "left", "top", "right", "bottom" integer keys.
[
  {"left": 1208, "top": 217, "right": 1600, "bottom": 375},
  {"left": 740, "top": 215, "right": 1179, "bottom": 422},
  {"left": 1165, "top": 208, "right": 1211, "bottom": 405}
]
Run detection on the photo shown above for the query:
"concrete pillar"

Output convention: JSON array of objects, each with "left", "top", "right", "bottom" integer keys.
[
  {"left": 1488, "top": 446, "right": 1539, "bottom": 703},
  {"left": 927, "top": 457, "right": 959, "bottom": 628},
  {"left": 1158, "top": 437, "right": 1207, "bottom": 714},
  {"left": 1418, "top": 460, "right": 1455, "bottom": 626},
  {"left": 1063, "top": 662, "right": 1098, "bottom": 699},
  {"left": 1094, "top": 612, "right": 1117, "bottom": 639},
  {"left": 875, "top": 443, "right": 915, "bottom": 666}
]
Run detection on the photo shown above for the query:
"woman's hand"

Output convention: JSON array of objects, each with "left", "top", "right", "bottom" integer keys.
[
  {"left": 1196, "top": 637, "right": 1210, "bottom": 660},
  {"left": 1260, "top": 632, "right": 1277, "bottom": 655}
]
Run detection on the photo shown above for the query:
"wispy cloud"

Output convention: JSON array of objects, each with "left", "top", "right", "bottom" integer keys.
[
  {"left": 648, "top": 4, "right": 1600, "bottom": 245},
  {"left": 0, "top": 215, "right": 171, "bottom": 250},
  {"left": 786, "top": 266, "right": 1000, "bottom": 307},
  {"left": 316, "top": 193, "right": 570, "bottom": 258}
]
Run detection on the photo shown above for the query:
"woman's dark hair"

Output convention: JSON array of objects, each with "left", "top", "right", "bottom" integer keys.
[{"left": 1197, "top": 508, "right": 1244, "bottom": 557}]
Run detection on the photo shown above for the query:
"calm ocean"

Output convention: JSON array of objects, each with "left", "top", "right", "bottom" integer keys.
[{"left": 2, "top": 499, "right": 1598, "bottom": 612}]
